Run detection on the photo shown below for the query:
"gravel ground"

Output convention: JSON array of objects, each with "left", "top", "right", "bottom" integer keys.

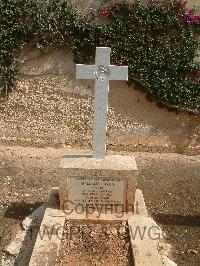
[
  {"left": 56, "top": 221, "right": 133, "bottom": 266},
  {"left": 0, "top": 146, "right": 199, "bottom": 265}
]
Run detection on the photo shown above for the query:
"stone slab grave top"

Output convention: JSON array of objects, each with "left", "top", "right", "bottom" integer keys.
[{"left": 60, "top": 154, "right": 137, "bottom": 177}]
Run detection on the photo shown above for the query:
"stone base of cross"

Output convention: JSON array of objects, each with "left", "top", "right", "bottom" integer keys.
[{"left": 76, "top": 47, "right": 128, "bottom": 159}]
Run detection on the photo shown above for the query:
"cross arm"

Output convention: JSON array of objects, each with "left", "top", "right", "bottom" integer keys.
[
  {"left": 76, "top": 64, "right": 96, "bottom": 80},
  {"left": 109, "top": 65, "right": 128, "bottom": 81}
]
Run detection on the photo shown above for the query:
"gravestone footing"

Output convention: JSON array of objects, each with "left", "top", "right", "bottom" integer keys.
[
  {"left": 59, "top": 154, "right": 138, "bottom": 214},
  {"left": 29, "top": 187, "right": 176, "bottom": 266}
]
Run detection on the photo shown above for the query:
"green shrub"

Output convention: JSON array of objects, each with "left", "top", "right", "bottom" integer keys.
[
  {"left": 0, "top": 0, "right": 199, "bottom": 113},
  {"left": 0, "top": 0, "right": 78, "bottom": 90}
]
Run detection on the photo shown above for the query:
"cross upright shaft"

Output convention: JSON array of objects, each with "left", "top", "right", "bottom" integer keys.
[{"left": 76, "top": 47, "right": 128, "bottom": 159}]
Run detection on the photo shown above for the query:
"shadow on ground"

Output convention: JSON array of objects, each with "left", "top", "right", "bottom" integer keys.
[
  {"left": 153, "top": 213, "right": 200, "bottom": 227},
  {"left": 3, "top": 202, "right": 45, "bottom": 265}
]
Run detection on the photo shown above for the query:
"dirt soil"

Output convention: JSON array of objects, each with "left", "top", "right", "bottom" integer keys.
[
  {"left": 56, "top": 221, "right": 133, "bottom": 266},
  {"left": 0, "top": 145, "right": 199, "bottom": 265}
]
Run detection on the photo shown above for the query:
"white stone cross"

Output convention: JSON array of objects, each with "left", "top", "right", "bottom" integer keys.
[{"left": 76, "top": 47, "right": 128, "bottom": 159}]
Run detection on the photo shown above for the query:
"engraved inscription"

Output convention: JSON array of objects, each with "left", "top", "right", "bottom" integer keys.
[{"left": 68, "top": 177, "right": 126, "bottom": 210}]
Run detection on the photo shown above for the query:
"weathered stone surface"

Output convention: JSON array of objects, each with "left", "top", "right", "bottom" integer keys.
[
  {"left": 22, "top": 204, "right": 46, "bottom": 229},
  {"left": 134, "top": 189, "right": 148, "bottom": 217},
  {"left": 128, "top": 215, "right": 176, "bottom": 266},
  {"left": 3, "top": 204, "right": 46, "bottom": 265},
  {"left": 29, "top": 188, "right": 65, "bottom": 266},
  {"left": 128, "top": 189, "right": 177, "bottom": 266},
  {"left": 59, "top": 154, "right": 137, "bottom": 213},
  {"left": 60, "top": 154, "right": 137, "bottom": 173}
]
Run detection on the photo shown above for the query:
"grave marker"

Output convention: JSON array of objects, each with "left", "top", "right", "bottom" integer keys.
[
  {"left": 59, "top": 47, "right": 137, "bottom": 219},
  {"left": 76, "top": 47, "right": 128, "bottom": 158}
]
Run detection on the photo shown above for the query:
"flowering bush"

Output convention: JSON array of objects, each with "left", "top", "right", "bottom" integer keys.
[
  {"left": 73, "top": 0, "right": 200, "bottom": 113},
  {"left": 185, "top": 12, "right": 200, "bottom": 23},
  {"left": 101, "top": 8, "right": 110, "bottom": 18},
  {"left": 0, "top": 0, "right": 199, "bottom": 113}
]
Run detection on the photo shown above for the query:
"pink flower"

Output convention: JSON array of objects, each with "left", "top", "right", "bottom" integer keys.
[
  {"left": 185, "top": 11, "right": 200, "bottom": 23},
  {"left": 101, "top": 8, "right": 110, "bottom": 18}
]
